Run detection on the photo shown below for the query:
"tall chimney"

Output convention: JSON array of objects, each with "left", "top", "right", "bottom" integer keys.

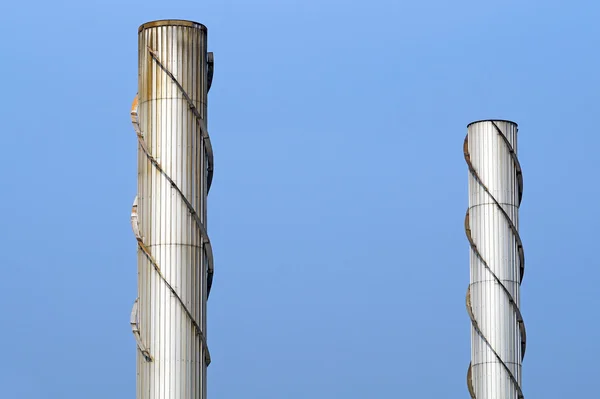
[
  {"left": 464, "top": 120, "right": 525, "bottom": 399},
  {"left": 130, "top": 19, "right": 215, "bottom": 399}
]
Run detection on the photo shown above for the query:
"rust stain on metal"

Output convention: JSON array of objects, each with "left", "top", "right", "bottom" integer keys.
[{"left": 139, "top": 19, "right": 207, "bottom": 33}]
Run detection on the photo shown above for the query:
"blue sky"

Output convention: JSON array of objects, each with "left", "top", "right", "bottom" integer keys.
[{"left": 1, "top": 0, "right": 598, "bottom": 398}]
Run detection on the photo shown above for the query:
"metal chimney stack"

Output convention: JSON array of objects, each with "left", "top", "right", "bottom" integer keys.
[
  {"left": 464, "top": 120, "right": 525, "bottom": 399},
  {"left": 130, "top": 20, "right": 215, "bottom": 399}
]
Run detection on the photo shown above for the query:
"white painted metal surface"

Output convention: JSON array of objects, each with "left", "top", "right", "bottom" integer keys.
[
  {"left": 465, "top": 120, "right": 525, "bottom": 399},
  {"left": 133, "top": 20, "right": 213, "bottom": 399}
]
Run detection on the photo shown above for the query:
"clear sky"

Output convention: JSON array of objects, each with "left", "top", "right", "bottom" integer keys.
[{"left": 1, "top": 0, "right": 598, "bottom": 398}]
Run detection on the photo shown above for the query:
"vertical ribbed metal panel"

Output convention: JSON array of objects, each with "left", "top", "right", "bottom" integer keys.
[
  {"left": 465, "top": 120, "right": 525, "bottom": 399},
  {"left": 137, "top": 20, "right": 209, "bottom": 399}
]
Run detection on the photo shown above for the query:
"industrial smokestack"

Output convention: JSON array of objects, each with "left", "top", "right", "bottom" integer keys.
[
  {"left": 464, "top": 120, "right": 525, "bottom": 399},
  {"left": 130, "top": 20, "right": 215, "bottom": 399}
]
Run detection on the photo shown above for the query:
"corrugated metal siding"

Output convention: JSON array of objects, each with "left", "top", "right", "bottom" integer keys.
[
  {"left": 137, "top": 21, "right": 209, "bottom": 399},
  {"left": 468, "top": 121, "right": 522, "bottom": 399}
]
